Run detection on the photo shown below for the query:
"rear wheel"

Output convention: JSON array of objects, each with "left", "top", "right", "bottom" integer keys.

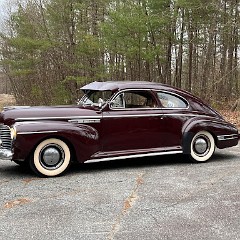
[
  {"left": 190, "top": 131, "right": 215, "bottom": 162},
  {"left": 29, "top": 138, "right": 71, "bottom": 177}
]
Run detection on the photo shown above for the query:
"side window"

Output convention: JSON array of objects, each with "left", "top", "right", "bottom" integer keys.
[
  {"left": 111, "top": 90, "right": 157, "bottom": 109},
  {"left": 124, "top": 92, "right": 146, "bottom": 108},
  {"left": 157, "top": 92, "right": 187, "bottom": 108},
  {"left": 111, "top": 94, "right": 124, "bottom": 108}
]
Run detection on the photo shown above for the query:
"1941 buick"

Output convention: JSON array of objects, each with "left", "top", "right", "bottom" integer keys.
[{"left": 0, "top": 81, "right": 239, "bottom": 177}]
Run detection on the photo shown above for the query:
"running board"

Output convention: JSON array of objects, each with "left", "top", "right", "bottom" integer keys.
[{"left": 84, "top": 150, "right": 183, "bottom": 164}]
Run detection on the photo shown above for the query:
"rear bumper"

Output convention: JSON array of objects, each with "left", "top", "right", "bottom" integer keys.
[
  {"left": 217, "top": 133, "right": 239, "bottom": 141},
  {"left": 0, "top": 148, "right": 13, "bottom": 160},
  {"left": 216, "top": 133, "right": 239, "bottom": 149}
]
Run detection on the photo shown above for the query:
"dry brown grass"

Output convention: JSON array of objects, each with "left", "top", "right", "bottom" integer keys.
[
  {"left": 219, "top": 110, "right": 240, "bottom": 129},
  {"left": 0, "top": 94, "right": 16, "bottom": 110}
]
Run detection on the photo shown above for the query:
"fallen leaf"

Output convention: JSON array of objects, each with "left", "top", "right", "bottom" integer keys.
[
  {"left": 4, "top": 198, "right": 30, "bottom": 209},
  {"left": 22, "top": 178, "right": 39, "bottom": 184}
]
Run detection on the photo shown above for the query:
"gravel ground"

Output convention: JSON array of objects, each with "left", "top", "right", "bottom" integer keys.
[{"left": 0, "top": 143, "right": 239, "bottom": 240}]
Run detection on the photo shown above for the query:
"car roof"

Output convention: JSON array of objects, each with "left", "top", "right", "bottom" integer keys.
[
  {"left": 81, "top": 81, "right": 181, "bottom": 92},
  {"left": 80, "top": 81, "right": 222, "bottom": 118}
]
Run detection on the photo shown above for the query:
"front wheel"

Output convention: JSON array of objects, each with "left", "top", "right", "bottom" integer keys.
[
  {"left": 29, "top": 138, "right": 71, "bottom": 177},
  {"left": 190, "top": 131, "right": 215, "bottom": 162}
]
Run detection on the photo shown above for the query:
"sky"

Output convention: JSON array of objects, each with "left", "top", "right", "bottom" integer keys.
[
  {"left": 0, "top": 0, "right": 19, "bottom": 32},
  {"left": 0, "top": 0, "right": 25, "bottom": 31},
  {"left": 0, "top": 0, "right": 8, "bottom": 17},
  {"left": 0, "top": 0, "right": 8, "bottom": 31}
]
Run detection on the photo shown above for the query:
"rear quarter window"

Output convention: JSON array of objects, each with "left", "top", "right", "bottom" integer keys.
[{"left": 157, "top": 92, "right": 188, "bottom": 108}]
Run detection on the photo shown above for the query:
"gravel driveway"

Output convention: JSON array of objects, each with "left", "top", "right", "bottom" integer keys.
[{"left": 0, "top": 143, "right": 239, "bottom": 240}]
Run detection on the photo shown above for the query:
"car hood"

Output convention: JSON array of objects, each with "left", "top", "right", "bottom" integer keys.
[{"left": 0, "top": 105, "right": 100, "bottom": 126}]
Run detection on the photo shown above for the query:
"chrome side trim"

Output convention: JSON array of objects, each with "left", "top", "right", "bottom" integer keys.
[
  {"left": 16, "top": 113, "right": 220, "bottom": 122},
  {"left": 102, "top": 113, "right": 215, "bottom": 119},
  {"left": 18, "top": 130, "right": 58, "bottom": 135},
  {"left": 217, "top": 134, "right": 239, "bottom": 141},
  {"left": 84, "top": 150, "right": 183, "bottom": 164},
  {"left": 104, "top": 113, "right": 162, "bottom": 118},
  {"left": 3, "top": 106, "right": 31, "bottom": 110},
  {"left": 16, "top": 116, "right": 101, "bottom": 121},
  {"left": 68, "top": 119, "right": 101, "bottom": 124}
]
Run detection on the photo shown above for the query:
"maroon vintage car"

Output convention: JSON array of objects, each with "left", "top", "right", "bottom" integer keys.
[{"left": 0, "top": 81, "right": 239, "bottom": 177}]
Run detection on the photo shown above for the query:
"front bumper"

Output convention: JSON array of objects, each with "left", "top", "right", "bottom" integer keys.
[{"left": 0, "top": 147, "right": 13, "bottom": 160}]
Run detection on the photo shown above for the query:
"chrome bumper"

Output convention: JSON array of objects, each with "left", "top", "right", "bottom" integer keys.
[
  {"left": 0, "top": 148, "right": 13, "bottom": 160},
  {"left": 217, "top": 134, "right": 239, "bottom": 141}
]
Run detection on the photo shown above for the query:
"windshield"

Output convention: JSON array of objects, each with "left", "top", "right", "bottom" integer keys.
[{"left": 78, "top": 90, "right": 113, "bottom": 107}]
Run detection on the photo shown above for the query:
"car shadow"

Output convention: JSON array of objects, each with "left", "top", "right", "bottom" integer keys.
[
  {"left": 0, "top": 151, "right": 237, "bottom": 178},
  {"left": 0, "top": 156, "right": 186, "bottom": 178},
  {"left": 211, "top": 151, "right": 238, "bottom": 162},
  {"left": 69, "top": 152, "right": 239, "bottom": 173},
  {"left": 70, "top": 154, "right": 186, "bottom": 172},
  {"left": 0, "top": 162, "right": 34, "bottom": 178},
  {"left": 68, "top": 151, "right": 238, "bottom": 175}
]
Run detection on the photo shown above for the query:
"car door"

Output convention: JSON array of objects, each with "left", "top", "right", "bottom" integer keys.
[
  {"left": 156, "top": 91, "right": 189, "bottom": 149},
  {"left": 101, "top": 89, "right": 165, "bottom": 154}
]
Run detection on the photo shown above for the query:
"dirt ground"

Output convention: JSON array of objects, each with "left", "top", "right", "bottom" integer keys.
[{"left": 0, "top": 94, "right": 239, "bottom": 128}]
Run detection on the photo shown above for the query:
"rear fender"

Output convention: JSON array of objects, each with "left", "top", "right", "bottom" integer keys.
[{"left": 182, "top": 117, "right": 238, "bottom": 154}]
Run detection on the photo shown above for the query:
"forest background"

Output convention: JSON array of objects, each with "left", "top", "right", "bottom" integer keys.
[{"left": 0, "top": 0, "right": 239, "bottom": 110}]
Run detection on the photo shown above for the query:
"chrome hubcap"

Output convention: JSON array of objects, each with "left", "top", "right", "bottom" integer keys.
[
  {"left": 42, "top": 147, "right": 60, "bottom": 166},
  {"left": 194, "top": 137, "right": 209, "bottom": 155},
  {"left": 40, "top": 144, "right": 64, "bottom": 170}
]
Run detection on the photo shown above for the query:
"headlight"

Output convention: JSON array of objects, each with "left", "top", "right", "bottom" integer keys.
[{"left": 10, "top": 127, "right": 17, "bottom": 140}]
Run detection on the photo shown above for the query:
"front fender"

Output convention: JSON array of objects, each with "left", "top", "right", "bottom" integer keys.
[{"left": 13, "top": 121, "right": 101, "bottom": 162}]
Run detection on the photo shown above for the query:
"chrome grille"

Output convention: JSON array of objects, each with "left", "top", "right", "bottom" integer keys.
[{"left": 0, "top": 124, "right": 12, "bottom": 150}]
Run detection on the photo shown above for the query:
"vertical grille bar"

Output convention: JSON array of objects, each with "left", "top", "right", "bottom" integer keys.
[{"left": 0, "top": 124, "right": 12, "bottom": 150}]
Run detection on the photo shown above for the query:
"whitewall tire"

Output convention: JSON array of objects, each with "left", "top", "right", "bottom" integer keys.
[
  {"left": 30, "top": 138, "right": 71, "bottom": 177},
  {"left": 190, "top": 131, "right": 215, "bottom": 162}
]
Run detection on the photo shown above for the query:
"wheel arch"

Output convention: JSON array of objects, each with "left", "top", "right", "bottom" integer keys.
[
  {"left": 182, "top": 122, "right": 218, "bottom": 154},
  {"left": 28, "top": 134, "right": 77, "bottom": 163}
]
